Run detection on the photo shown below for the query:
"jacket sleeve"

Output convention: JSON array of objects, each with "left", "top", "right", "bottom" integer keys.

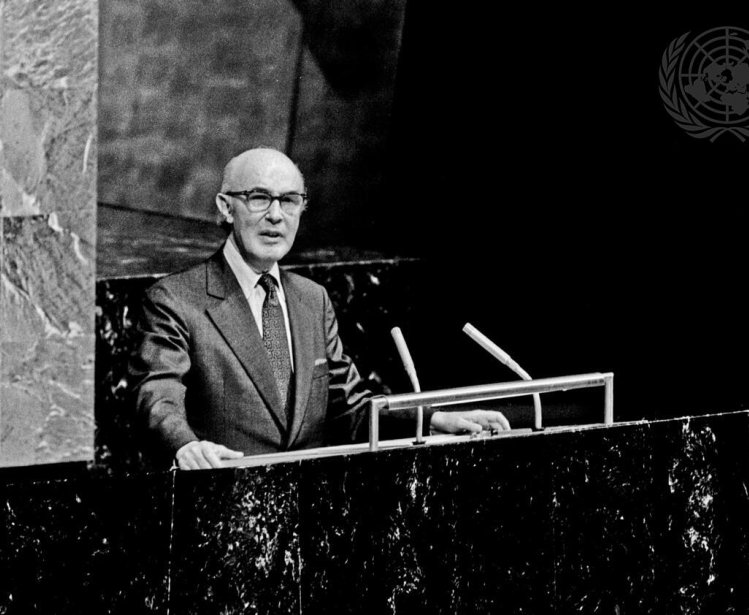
[
  {"left": 128, "top": 283, "right": 199, "bottom": 454},
  {"left": 321, "top": 288, "right": 434, "bottom": 444},
  {"left": 322, "top": 287, "right": 372, "bottom": 443}
]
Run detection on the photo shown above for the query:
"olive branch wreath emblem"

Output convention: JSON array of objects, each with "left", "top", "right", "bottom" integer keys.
[{"left": 659, "top": 31, "right": 749, "bottom": 142}]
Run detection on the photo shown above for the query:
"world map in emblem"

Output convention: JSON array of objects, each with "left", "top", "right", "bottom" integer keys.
[{"left": 680, "top": 26, "right": 749, "bottom": 124}]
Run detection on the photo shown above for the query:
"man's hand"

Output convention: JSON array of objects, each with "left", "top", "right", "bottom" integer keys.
[
  {"left": 175, "top": 440, "right": 244, "bottom": 470},
  {"left": 430, "top": 410, "right": 511, "bottom": 435}
]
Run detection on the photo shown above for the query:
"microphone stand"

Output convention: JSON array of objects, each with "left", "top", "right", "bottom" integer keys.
[
  {"left": 390, "top": 327, "right": 425, "bottom": 444},
  {"left": 463, "top": 323, "right": 543, "bottom": 430}
]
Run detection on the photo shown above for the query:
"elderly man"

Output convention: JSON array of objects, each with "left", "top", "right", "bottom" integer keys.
[{"left": 130, "top": 148, "right": 509, "bottom": 470}]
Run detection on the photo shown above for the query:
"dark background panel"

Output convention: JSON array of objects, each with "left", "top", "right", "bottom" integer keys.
[{"left": 385, "top": 4, "right": 749, "bottom": 421}]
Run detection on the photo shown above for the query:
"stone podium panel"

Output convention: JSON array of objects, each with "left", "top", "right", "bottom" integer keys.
[
  {"left": 3, "top": 411, "right": 749, "bottom": 613},
  {"left": 0, "top": 468, "right": 172, "bottom": 614}
]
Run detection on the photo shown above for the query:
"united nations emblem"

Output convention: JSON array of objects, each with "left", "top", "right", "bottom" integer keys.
[{"left": 660, "top": 26, "right": 749, "bottom": 141}]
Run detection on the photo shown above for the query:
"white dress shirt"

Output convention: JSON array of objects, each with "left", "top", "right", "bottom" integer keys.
[{"left": 222, "top": 238, "right": 295, "bottom": 370}]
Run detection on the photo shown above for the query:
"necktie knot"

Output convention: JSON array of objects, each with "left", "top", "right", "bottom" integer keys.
[{"left": 258, "top": 273, "right": 278, "bottom": 305}]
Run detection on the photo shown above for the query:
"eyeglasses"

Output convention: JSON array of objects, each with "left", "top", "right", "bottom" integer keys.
[{"left": 222, "top": 188, "right": 307, "bottom": 214}]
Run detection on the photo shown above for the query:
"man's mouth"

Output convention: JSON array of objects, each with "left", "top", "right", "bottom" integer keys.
[{"left": 260, "top": 230, "right": 283, "bottom": 239}]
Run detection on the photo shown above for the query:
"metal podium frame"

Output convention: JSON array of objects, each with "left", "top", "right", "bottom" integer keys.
[
  {"left": 368, "top": 372, "right": 614, "bottom": 452},
  {"left": 226, "top": 372, "right": 614, "bottom": 468}
]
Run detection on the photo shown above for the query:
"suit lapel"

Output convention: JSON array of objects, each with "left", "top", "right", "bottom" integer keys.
[
  {"left": 283, "top": 272, "right": 315, "bottom": 446},
  {"left": 204, "top": 254, "right": 287, "bottom": 431}
]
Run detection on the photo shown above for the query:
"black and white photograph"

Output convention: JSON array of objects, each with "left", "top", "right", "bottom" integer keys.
[{"left": 1, "top": 2, "right": 749, "bottom": 613}]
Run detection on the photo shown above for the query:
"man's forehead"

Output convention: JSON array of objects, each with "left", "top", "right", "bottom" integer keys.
[{"left": 227, "top": 150, "right": 303, "bottom": 188}]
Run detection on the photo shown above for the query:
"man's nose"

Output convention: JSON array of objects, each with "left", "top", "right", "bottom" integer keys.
[{"left": 265, "top": 198, "right": 283, "bottom": 221}]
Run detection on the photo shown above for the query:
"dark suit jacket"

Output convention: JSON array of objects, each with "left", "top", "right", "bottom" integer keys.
[{"left": 129, "top": 249, "right": 374, "bottom": 457}]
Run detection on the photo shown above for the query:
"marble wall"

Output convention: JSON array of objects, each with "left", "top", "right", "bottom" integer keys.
[{"left": 0, "top": 0, "right": 97, "bottom": 466}]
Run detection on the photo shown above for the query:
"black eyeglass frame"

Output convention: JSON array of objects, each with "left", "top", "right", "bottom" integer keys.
[{"left": 222, "top": 188, "right": 308, "bottom": 213}]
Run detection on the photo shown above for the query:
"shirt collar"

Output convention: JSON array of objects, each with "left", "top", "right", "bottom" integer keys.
[{"left": 222, "top": 237, "right": 283, "bottom": 298}]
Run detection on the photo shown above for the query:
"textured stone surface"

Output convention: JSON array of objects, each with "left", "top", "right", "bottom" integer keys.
[
  {"left": 0, "top": 86, "right": 97, "bottom": 235},
  {"left": 655, "top": 418, "right": 723, "bottom": 614},
  {"left": 1, "top": 0, "right": 98, "bottom": 238},
  {"left": 298, "top": 438, "right": 556, "bottom": 614},
  {"left": 0, "top": 470, "right": 172, "bottom": 614},
  {"left": 97, "top": 204, "right": 226, "bottom": 279},
  {"left": 448, "top": 437, "right": 556, "bottom": 614},
  {"left": 548, "top": 424, "right": 661, "bottom": 614},
  {"left": 0, "top": 0, "right": 97, "bottom": 467},
  {"left": 170, "top": 464, "right": 301, "bottom": 614},
  {"left": 2, "top": 0, "right": 97, "bottom": 90},
  {"left": 0, "top": 88, "right": 45, "bottom": 217},
  {"left": 650, "top": 413, "right": 749, "bottom": 614},
  {"left": 1, "top": 216, "right": 94, "bottom": 466},
  {"left": 702, "top": 412, "right": 749, "bottom": 614}
]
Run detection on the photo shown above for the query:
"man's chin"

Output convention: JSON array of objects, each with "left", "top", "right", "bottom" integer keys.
[{"left": 252, "top": 246, "right": 290, "bottom": 268}]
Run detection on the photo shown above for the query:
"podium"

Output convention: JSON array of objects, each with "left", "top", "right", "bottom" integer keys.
[{"left": 4, "top": 380, "right": 749, "bottom": 613}]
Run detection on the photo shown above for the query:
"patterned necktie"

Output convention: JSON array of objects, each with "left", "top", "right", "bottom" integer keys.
[{"left": 258, "top": 273, "right": 293, "bottom": 421}]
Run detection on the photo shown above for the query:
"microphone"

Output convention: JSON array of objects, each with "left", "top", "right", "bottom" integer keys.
[
  {"left": 462, "top": 322, "right": 543, "bottom": 430},
  {"left": 390, "top": 326, "right": 425, "bottom": 444}
]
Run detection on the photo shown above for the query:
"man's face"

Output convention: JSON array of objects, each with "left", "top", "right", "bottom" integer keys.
[{"left": 220, "top": 151, "right": 305, "bottom": 272}]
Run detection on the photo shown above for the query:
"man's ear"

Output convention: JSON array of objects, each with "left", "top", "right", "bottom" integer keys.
[{"left": 215, "top": 194, "right": 233, "bottom": 224}]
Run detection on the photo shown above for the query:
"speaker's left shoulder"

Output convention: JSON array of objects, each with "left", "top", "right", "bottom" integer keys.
[{"left": 281, "top": 269, "right": 326, "bottom": 301}]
